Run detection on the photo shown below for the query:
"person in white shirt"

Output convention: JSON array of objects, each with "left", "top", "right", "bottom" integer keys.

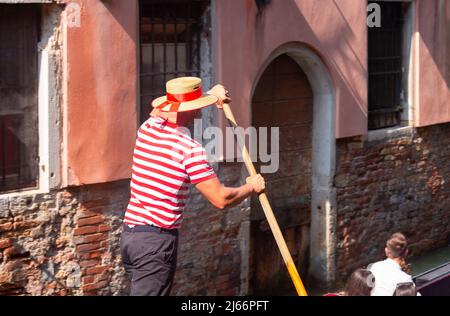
[{"left": 368, "top": 232, "right": 420, "bottom": 296}]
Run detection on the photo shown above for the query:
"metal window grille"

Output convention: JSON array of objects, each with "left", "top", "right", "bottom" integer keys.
[
  {"left": 0, "top": 4, "right": 39, "bottom": 192},
  {"left": 368, "top": 1, "right": 406, "bottom": 130},
  {"left": 139, "top": 0, "right": 208, "bottom": 124}
]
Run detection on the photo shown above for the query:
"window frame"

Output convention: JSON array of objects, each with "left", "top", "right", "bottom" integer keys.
[
  {"left": 367, "top": 0, "right": 415, "bottom": 132},
  {"left": 138, "top": 0, "right": 209, "bottom": 125},
  {"left": 0, "top": 3, "right": 62, "bottom": 196}
]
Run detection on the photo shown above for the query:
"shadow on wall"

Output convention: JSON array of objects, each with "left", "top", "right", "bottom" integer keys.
[
  {"left": 99, "top": 0, "right": 137, "bottom": 44},
  {"left": 281, "top": 0, "right": 368, "bottom": 117},
  {"left": 420, "top": 0, "right": 450, "bottom": 89},
  {"left": 253, "top": 0, "right": 368, "bottom": 123}
]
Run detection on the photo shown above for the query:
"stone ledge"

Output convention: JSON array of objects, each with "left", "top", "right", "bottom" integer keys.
[{"left": 367, "top": 125, "right": 414, "bottom": 142}]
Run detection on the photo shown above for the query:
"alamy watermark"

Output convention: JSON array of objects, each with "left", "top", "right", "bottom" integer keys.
[
  {"left": 191, "top": 119, "right": 280, "bottom": 174},
  {"left": 367, "top": 3, "right": 382, "bottom": 28},
  {"left": 147, "top": 118, "right": 281, "bottom": 174}
]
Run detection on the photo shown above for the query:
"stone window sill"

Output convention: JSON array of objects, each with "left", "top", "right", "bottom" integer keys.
[
  {"left": 367, "top": 124, "right": 414, "bottom": 142},
  {"left": 0, "top": 188, "right": 49, "bottom": 200}
]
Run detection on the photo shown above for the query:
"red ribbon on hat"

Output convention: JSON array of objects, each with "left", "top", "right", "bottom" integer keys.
[
  {"left": 150, "top": 87, "right": 203, "bottom": 124},
  {"left": 166, "top": 87, "right": 203, "bottom": 103}
]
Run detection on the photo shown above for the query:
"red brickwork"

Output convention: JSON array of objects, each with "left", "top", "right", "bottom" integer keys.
[
  {"left": 0, "top": 164, "right": 246, "bottom": 296},
  {"left": 335, "top": 123, "right": 450, "bottom": 282},
  {"left": 1, "top": 123, "right": 449, "bottom": 295},
  {"left": 0, "top": 180, "right": 130, "bottom": 295}
]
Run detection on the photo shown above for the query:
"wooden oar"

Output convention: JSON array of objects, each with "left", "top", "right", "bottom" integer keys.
[{"left": 222, "top": 102, "right": 308, "bottom": 296}]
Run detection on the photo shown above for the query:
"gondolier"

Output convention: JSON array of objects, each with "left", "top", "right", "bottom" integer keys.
[{"left": 120, "top": 77, "right": 265, "bottom": 296}]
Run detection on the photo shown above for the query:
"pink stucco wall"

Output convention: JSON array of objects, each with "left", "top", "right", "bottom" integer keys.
[
  {"left": 64, "top": 0, "right": 137, "bottom": 186},
  {"left": 61, "top": 0, "right": 449, "bottom": 186},
  {"left": 214, "top": 0, "right": 368, "bottom": 139},
  {"left": 417, "top": 0, "right": 450, "bottom": 126}
]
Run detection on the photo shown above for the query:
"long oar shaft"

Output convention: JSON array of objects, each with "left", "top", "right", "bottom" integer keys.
[{"left": 222, "top": 103, "right": 308, "bottom": 296}]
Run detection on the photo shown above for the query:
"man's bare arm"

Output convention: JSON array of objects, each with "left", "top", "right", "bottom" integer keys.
[{"left": 195, "top": 175, "right": 265, "bottom": 210}]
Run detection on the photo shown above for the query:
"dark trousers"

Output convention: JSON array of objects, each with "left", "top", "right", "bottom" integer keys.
[{"left": 120, "top": 224, "right": 178, "bottom": 296}]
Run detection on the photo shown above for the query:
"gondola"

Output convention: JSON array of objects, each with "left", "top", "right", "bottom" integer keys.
[{"left": 413, "top": 261, "right": 450, "bottom": 296}]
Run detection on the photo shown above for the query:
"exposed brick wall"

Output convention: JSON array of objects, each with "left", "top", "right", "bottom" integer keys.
[
  {"left": 2, "top": 123, "right": 448, "bottom": 295},
  {"left": 0, "top": 180, "right": 130, "bottom": 296},
  {"left": 0, "top": 164, "right": 248, "bottom": 296},
  {"left": 172, "top": 163, "right": 246, "bottom": 295},
  {"left": 335, "top": 123, "right": 450, "bottom": 282},
  {"left": 70, "top": 182, "right": 130, "bottom": 295}
]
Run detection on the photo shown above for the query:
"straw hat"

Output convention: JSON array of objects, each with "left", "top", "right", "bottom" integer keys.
[{"left": 151, "top": 77, "right": 218, "bottom": 113}]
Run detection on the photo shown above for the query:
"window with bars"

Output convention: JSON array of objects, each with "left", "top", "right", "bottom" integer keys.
[
  {"left": 368, "top": 1, "right": 410, "bottom": 130},
  {"left": 139, "top": 0, "right": 209, "bottom": 124},
  {"left": 0, "top": 4, "right": 40, "bottom": 193}
]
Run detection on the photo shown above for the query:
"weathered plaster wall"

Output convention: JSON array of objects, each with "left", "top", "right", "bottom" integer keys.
[
  {"left": 214, "top": 0, "right": 367, "bottom": 139},
  {"left": 64, "top": 0, "right": 137, "bottom": 186},
  {"left": 59, "top": 0, "right": 450, "bottom": 188},
  {"left": 0, "top": 180, "right": 130, "bottom": 295},
  {"left": 0, "top": 164, "right": 248, "bottom": 296},
  {"left": 38, "top": 3, "right": 64, "bottom": 192}
]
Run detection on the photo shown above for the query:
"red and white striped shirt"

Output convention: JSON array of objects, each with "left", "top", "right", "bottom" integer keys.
[{"left": 124, "top": 116, "right": 217, "bottom": 230}]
